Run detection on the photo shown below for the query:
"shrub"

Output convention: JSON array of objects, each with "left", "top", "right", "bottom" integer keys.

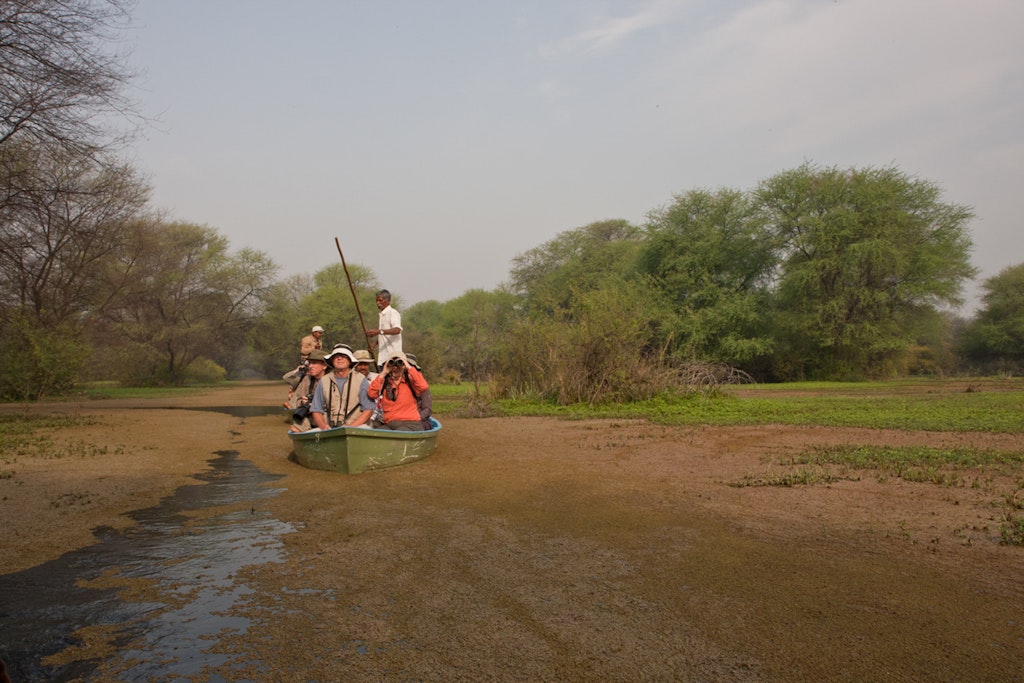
[
  {"left": 184, "top": 358, "right": 227, "bottom": 384},
  {"left": 0, "top": 314, "right": 87, "bottom": 400}
]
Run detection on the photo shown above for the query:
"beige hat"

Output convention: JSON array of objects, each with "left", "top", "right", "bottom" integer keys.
[
  {"left": 311, "top": 325, "right": 324, "bottom": 333},
  {"left": 353, "top": 349, "right": 374, "bottom": 364}
]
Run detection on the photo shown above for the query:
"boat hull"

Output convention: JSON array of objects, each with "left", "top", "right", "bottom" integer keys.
[{"left": 288, "top": 419, "right": 441, "bottom": 474}]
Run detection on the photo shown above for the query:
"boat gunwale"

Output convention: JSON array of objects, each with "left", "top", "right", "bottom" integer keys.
[{"left": 287, "top": 418, "right": 442, "bottom": 443}]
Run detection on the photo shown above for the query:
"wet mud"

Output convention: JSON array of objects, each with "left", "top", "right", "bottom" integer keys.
[
  {"left": 1, "top": 449, "right": 291, "bottom": 681},
  {"left": 2, "top": 382, "right": 1023, "bottom": 681}
]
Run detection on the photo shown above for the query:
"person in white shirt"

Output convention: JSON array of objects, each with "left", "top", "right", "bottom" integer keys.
[{"left": 366, "top": 289, "right": 402, "bottom": 371}]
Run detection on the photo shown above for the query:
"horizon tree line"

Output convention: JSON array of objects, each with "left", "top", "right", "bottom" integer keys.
[{"left": 1, "top": 0, "right": 1019, "bottom": 401}]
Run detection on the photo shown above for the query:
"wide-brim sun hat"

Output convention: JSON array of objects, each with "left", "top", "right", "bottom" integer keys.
[
  {"left": 312, "top": 325, "right": 324, "bottom": 333},
  {"left": 325, "top": 347, "right": 357, "bottom": 363},
  {"left": 353, "top": 349, "right": 374, "bottom": 364},
  {"left": 306, "top": 349, "right": 329, "bottom": 363}
]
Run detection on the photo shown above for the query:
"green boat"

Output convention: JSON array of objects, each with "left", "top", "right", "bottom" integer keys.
[{"left": 288, "top": 419, "right": 441, "bottom": 474}]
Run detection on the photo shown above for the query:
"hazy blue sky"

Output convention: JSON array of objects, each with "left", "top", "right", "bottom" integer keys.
[{"left": 127, "top": 0, "right": 1022, "bottom": 312}]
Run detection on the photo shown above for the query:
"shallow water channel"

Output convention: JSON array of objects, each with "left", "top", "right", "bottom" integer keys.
[{"left": 1, "top": 441, "right": 294, "bottom": 682}]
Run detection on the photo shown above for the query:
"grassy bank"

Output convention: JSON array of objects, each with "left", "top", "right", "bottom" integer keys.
[{"left": 474, "top": 378, "right": 1024, "bottom": 434}]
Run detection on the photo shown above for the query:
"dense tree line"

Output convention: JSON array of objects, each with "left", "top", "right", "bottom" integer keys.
[
  {"left": 1, "top": 1, "right": 1019, "bottom": 402},
  {"left": 402, "top": 163, "right": 1013, "bottom": 402}
]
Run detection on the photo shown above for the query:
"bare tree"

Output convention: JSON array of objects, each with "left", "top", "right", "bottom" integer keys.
[
  {"left": 0, "top": 0, "right": 138, "bottom": 152},
  {"left": 0, "top": 140, "right": 149, "bottom": 324}
]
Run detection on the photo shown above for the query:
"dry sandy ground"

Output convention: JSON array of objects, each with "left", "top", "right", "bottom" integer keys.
[{"left": 2, "top": 381, "right": 1023, "bottom": 681}]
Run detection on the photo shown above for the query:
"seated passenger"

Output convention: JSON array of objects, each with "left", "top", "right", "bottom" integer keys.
[
  {"left": 367, "top": 351, "right": 430, "bottom": 431},
  {"left": 353, "top": 349, "right": 379, "bottom": 382},
  {"left": 405, "top": 353, "right": 433, "bottom": 430},
  {"left": 288, "top": 350, "right": 328, "bottom": 432},
  {"left": 282, "top": 360, "right": 309, "bottom": 409},
  {"left": 308, "top": 346, "right": 374, "bottom": 429}
]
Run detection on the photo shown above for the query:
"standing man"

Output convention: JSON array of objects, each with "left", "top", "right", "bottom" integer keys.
[
  {"left": 299, "top": 325, "right": 324, "bottom": 361},
  {"left": 366, "top": 289, "right": 402, "bottom": 371}
]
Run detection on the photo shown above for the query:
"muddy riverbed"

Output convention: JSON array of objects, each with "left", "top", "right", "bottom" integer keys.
[{"left": 1, "top": 381, "right": 1022, "bottom": 681}]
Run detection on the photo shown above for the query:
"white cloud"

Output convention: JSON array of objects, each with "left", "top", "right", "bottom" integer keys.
[{"left": 542, "top": 0, "right": 692, "bottom": 57}]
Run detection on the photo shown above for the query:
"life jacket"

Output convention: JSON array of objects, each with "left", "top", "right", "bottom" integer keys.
[{"left": 323, "top": 373, "right": 367, "bottom": 427}]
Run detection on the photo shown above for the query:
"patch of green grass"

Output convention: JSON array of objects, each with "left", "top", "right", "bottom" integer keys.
[
  {"left": 763, "top": 444, "right": 1023, "bottom": 489},
  {"left": 0, "top": 413, "right": 99, "bottom": 433},
  {"left": 794, "top": 444, "right": 1024, "bottom": 470},
  {"left": 782, "top": 444, "right": 1024, "bottom": 491},
  {"left": 1001, "top": 515, "right": 1024, "bottom": 546},
  {"left": 0, "top": 414, "right": 106, "bottom": 461},
  {"left": 429, "top": 384, "right": 478, "bottom": 398},
  {"left": 737, "top": 446, "right": 1024, "bottom": 547},
  {"left": 429, "top": 384, "right": 505, "bottom": 417},
  {"left": 495, "top": 381, "right": 1024, "bottom": 433},
  {"left": 732, "top": 468, "right": 851, "bottom": 487}
]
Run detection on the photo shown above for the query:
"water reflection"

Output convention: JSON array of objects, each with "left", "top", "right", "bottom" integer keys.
[
  {"left": 174, "top": 406, "right": 287, "bottom": 419},
  {"left": 0, "top": 450, "right": 293, "bottom": 682}
]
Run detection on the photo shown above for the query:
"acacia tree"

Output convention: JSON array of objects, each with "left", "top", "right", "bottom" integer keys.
[
  {"left": 436, "top": 288, "right": 518, "bottom": 393},
  {"left": 94, "top": 221, "right": 277, "bottom": 385},
  {"left": 639, "top": 188, "right": 776, "bottom": 368},
  {"left": 493, "top": 276, "right": 669, "bottom": 404},
  {"left": 959, "top": 263, "right": 1024, "bottom": 370},
  {"left": 758, "top": 163, "right": 977, "bottom": 379},
  {"left": 0, "top": 142, "right": 148, "bottom": 398},
  {"left": 0, "top": 142, "right": 148, "bottom": 322},
  {"left": 402, "top": 299, "right": 444, "bottom": 377},
  {"left": 297, "top": 263, "right": 381, "bottom": 354},
  {"left": 248, "top": 273, "right": 316, "bottom": 376},
  {"left": 509, "top": 219, "right": 644, "bottom": 316}
]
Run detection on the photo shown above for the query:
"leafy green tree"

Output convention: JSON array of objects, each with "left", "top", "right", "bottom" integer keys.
[
  {"left": 509, "top": 219, "right": 644, "bottom": 316},
  {"left": 959, "top": 263, "right": 1024, "bottom": 368},
  {"left": 403, "top": 299, "right": 445, "bottom": 377},
  {"left": 757, "top": 163, "right": 977, "bottom": 379},
  {"left": 438, "top": 288, "right": 519, "bottom": 393},
  {"left": 639, "top": 188, "right": 775, "bottom": 368},
  {"left": 297, "top": 263, "right": 381, "bottom": 354},
  {"left": 493, "top": 277, "right": 669, "bottom": 404},
  {"left": 249, "top": 273, "right": 315, "bottom": 376},
  {"left": 94, "top": 221, "right": 277, "bottom": 385},
  {"left": 0, "top": 310, "right": 88, "bottom": 400}
]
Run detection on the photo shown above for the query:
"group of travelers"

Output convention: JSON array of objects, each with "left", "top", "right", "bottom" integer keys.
[{"left": 284, "top": 289, "right": 433, "bottom": 433}]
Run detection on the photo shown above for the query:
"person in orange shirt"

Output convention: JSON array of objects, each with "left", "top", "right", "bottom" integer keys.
[{"left": 367, "top": 351, "right": 429, "bottom": 431}]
